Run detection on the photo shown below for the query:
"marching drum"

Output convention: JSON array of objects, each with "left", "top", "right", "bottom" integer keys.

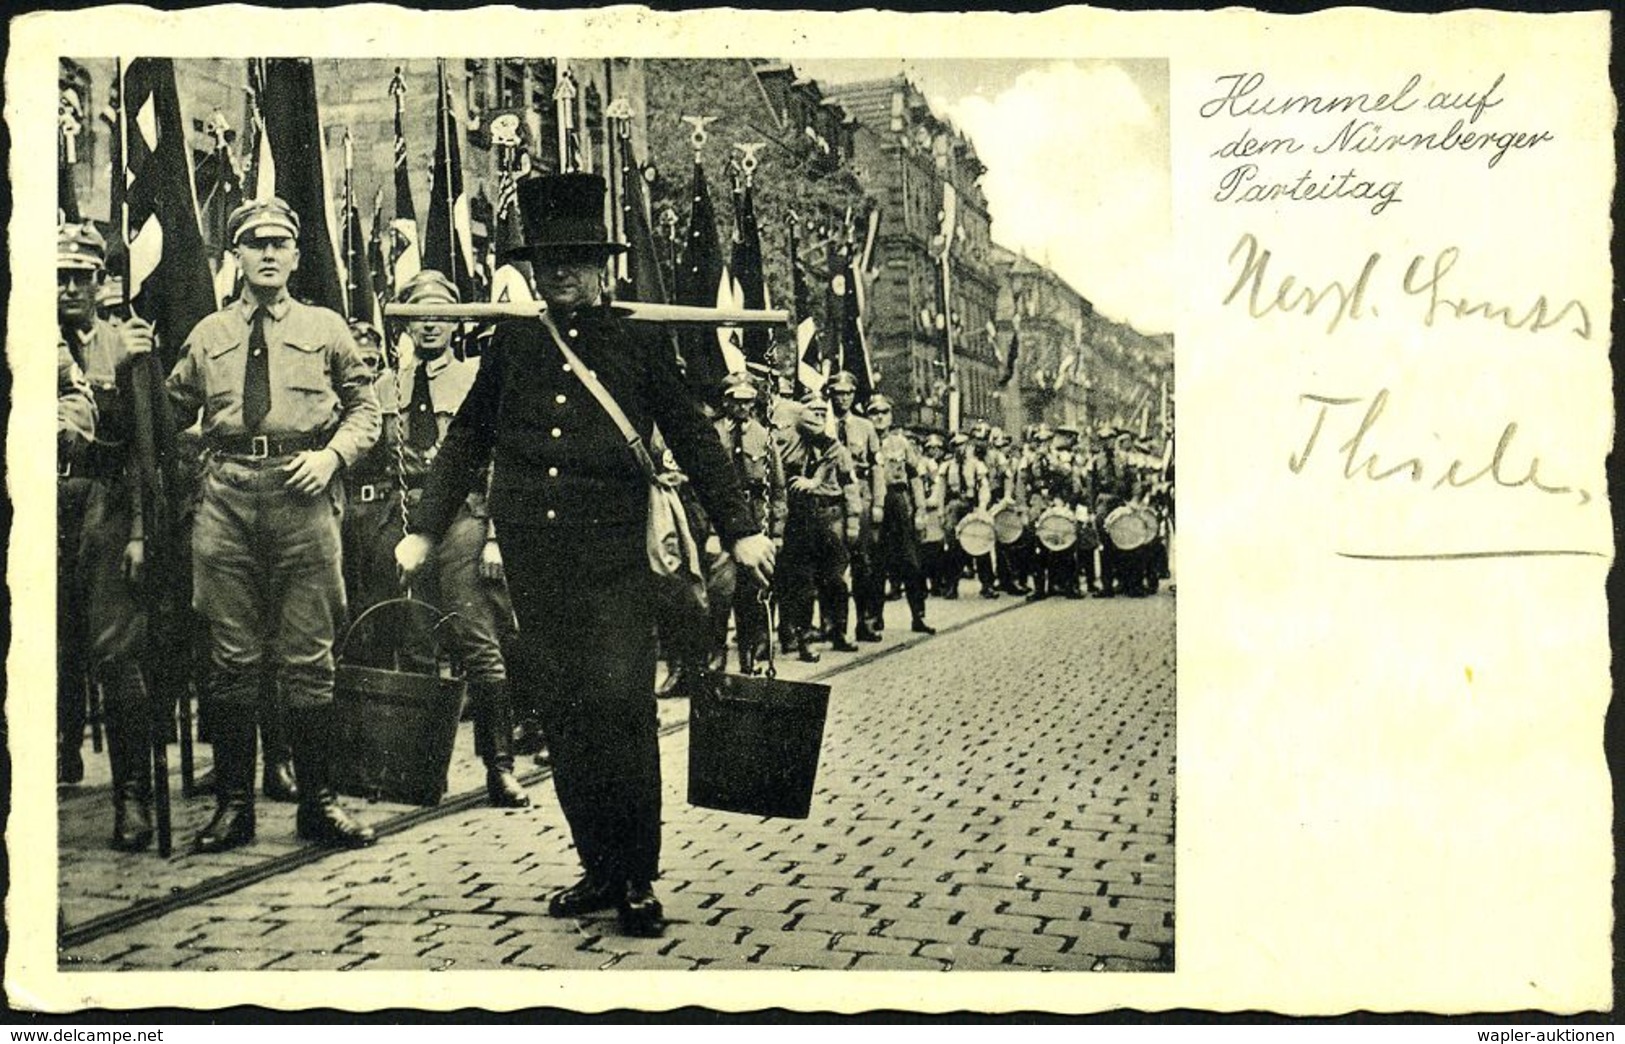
[
  {"left": 992, "top": 503, "right": 1026, "bottom": 545},
  {"left": 955, "top": 510, "right": 996, "bottom": 558},
  {"left": 1103, "top": 503, "right": 1159, "bottom": 551},
  {"left": 1035, "top": 506, "right": 1079, "bottom": 552}
]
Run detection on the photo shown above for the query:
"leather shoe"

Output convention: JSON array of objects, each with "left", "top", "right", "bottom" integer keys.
[
  {"left": 910, "top": 619, "right": 936, "bottom": 635},
  {"left": 618, "top": 882, "right": 666, "bottom": 937},
  {"left": 855, "top": 627, "right": 882, "bottom": 643},
  {"left": 548, "top": 876, "right": 622, "bottom": 918},
  {"left": 830, "top": 638, "right": 861, "bottom": 653},
  {"left": 263, "top": 759, "right": 299, "bottom": 803}
]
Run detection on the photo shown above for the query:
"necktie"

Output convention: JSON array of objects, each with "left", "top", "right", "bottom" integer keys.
[
  {"left": 242, "top": 306, "right": 271, "bottom": 432},
  {"left": 407, "top": 365, "right": 438, "bottom": 450}
]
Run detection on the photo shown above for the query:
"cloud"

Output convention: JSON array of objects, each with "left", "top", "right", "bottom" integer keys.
[{"left": 944, "top": 61, "right": 1172, "bottom": 332}]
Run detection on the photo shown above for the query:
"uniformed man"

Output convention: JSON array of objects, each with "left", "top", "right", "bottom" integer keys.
[
  {"left": 777, "top": 394, "right": 862, "bottom": 660},
  {"left": 392, "top": 270, "right": 528, "bottom": 807},
  {"left": 1088, "top": 425, "right": 1132, "bottom": 597},
  {"left": 827, "top": 371, "right": 885, "bottom": 642},
  {"left": 163, "top": 197, "right": 381, "bottom": 852},
  {"left": 942, "top": 430, "right": 996, "bottom": 599},
  {"left": 1022, "top": 423, "right": 1083, "bottom": 600},
  {"left": 985, "top": 425, "right": 1030, "bottom": 596},
  {"left": 56, "top": 223, "right": 174, "bottom": 847},
  {"left": 337, "top": 317, "right": 400, "bottom": 667},
  {"left": 1047, "top": 425, "right": 1088, "bottom": 598},
  {"left": 56, "top": 226, "right": 99, "bottom": 789},
  {"left": 395, "top": 173, "right": 773, "bottom": 937},
  {"left": 712, "top": 371, "right": 787, "bottom": 674},
  {"left": 916, "top": 432, "right": 950, "bottom": 597},
  {"left": 867, "top": 394, "right": 934, "bottom": 635}
]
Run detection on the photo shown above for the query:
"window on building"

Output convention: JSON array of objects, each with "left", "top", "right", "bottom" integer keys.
[
  {"left": 498, "top": 58, "right": 525, "bottom": 108},
  {"left": 530, "top": 59, "right": 558, "bottom": 174},
  {"left": 583, "top": 82, "right": 604, "bottom": 177},
  {"left": 466, "top": 59, "right": 489, "bottom": 123}
]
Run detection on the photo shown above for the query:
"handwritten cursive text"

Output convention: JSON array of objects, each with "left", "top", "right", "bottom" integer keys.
[
  {"left": 1402, "top": 247, "right": 1593, "bottom": 340},
  {"left": 1288, "top": 388, "right": 1589, "bottom": 505}
]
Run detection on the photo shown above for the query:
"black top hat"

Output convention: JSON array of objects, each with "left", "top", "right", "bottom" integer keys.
[{"left": 504, "top": 173, "right": 627, "bottom": 263}]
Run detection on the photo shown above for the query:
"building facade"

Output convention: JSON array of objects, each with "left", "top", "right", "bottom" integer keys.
[{"left": 830, "top": 76, "right": 1001, "bottom": 433}]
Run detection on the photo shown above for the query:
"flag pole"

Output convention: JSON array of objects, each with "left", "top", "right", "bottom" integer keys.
[{"left": 116, "top": 58, "right": 175, "bottom": 855}]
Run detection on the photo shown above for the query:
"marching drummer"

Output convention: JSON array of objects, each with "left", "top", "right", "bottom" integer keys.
[
  {"left": 984, "top": 425, "right": 1029, "bottom": 597},
  {"left": 1022, "top": 423, "right": 1082, "bottom": 600},
  {"left": 942, "top": 430, "right": 996, "bottom": 600}
]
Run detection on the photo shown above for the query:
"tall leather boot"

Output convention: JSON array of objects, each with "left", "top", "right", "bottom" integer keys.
[
  {"left": 193, "top": 690, "right": 258, "bottom": 854},
  {"left": 290, "top": 703, "right": 376, "bottom": 848},
  {"left": 473, "top": 680, "right": 530, "bottom": 808},
  {"left": 259, "top": 694, "right": 299, "bottom": 804},
  {"left": 106, "top": 662, "right": 154, "bottom": 852}
]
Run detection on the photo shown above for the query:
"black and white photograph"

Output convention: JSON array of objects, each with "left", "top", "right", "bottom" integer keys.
[
  {"left": 15, "top": 3, "right": 1612, "bottom": 1021},
  {"left": 50, "top": 54, "right": 1176, "bottom": 974}
]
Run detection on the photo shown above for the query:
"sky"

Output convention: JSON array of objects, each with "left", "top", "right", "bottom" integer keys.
[{"left": 792, "top": 59, "right": 1172, "bottom": 334}]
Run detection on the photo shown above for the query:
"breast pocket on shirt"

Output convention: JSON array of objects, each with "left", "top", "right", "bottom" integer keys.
[
  {"left": 284, "top": 340, "right": 331, "bottom": 396},
  {"left": 202, "top": 339, "right": 244, "bottom": 410}
]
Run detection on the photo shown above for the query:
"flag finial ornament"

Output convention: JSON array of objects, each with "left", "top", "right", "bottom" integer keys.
[
  {"left": 682, "top": 115, "right": 719, "bottom": 156},
  {"left": 733, "top": 141, "right": 765, "bottom": 176}
]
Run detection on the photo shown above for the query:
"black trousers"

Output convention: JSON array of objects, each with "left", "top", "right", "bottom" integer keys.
[
  {"left": 499, "top": 522, "right": 661, "bottom": 885},
  {"left": 849, "top": 505, "right": 883, "bottom": 633},
  {"left": 780, "top": 502, "right": 849, "bottom": 643},
  {"left": 877, "top": 488, "right": 927, "bottom": 622}
]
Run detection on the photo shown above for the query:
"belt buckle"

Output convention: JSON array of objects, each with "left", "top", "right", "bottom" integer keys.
[
  {"left": 359, "top": 484, "right": 379, "bottom": 503},
  {"left": 248, "top": 435, "right": 271, "bottom": 459},
  {"left": 58, "top": 460, "right": 72, "bottom": 479}
]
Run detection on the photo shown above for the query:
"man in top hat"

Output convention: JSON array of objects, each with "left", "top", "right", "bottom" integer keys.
[
  {"left": 163, "top": 197, "right": 381, "bottom": 853},
  {"left": 867, "top": 394, "right": 935, "bottom": 635},
  {"left": 387, "top": 269, "right": 529, "bottom": 807},
  {"left": 775, "top": 393, "right": 862, "bottom": 662},
  {"left": 712, "top": 371, "right": 787, "bottom": 675},
  {"left": 395, "top": 173, "right": 774, "bottom": 938}
]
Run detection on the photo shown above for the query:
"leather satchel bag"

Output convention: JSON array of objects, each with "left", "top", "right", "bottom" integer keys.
[{"left": 540, "top": 315, "right": 708, "bottom": 606}]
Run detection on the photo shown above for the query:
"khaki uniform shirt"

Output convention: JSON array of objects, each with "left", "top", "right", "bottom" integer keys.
[{"left": 167, "top": 292, "right": 380, "bottom": 466}]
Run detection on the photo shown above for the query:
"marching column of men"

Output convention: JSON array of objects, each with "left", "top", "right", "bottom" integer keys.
[{"left": 55, "top": 199, "right": 1173, "bottom": 856}]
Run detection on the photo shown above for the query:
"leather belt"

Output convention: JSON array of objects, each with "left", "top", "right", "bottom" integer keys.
[{"left": 208, "top": 431, "right": 328, "bottom": 460}]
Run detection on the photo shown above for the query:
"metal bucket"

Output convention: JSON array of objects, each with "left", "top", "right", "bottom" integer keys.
[
  {"left": 687, "top": 596, "right": 831, "bottom": 820},
  {"left": 333, "top": 598, "right": 466, "bottom": 807}
]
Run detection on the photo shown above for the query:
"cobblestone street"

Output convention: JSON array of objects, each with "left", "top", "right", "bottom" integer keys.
[{"left": 60, "top": 588, "right": 1174, "bottom": 973}]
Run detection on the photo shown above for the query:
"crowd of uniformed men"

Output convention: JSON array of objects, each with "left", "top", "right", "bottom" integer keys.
[{"left": 56, "top": 198, "right": 1173, "bottom": 860}]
